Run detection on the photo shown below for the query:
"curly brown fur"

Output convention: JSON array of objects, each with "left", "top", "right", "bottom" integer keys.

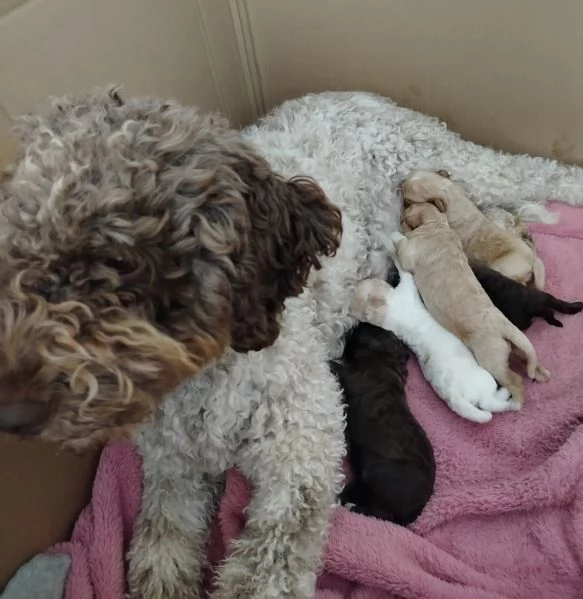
[
  {"left": 471, "top": 263, "right": 583, "bottom": 330},
  {"left": 0, "top": 88, "right": 341, "bottom": 449},
  {"left": 332, "top": 323, "right": 435, "bottom": 525}
]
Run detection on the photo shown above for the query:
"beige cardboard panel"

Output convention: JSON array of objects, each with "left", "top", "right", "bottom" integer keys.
[
  {"left": 246, "top": 0, "right": 583, "bottom": 163},
  {"left": 0, "top": 0, "right": 25, "bottom": 19},
  {"left": 0, "top": 0, "right": 245, "bottom": 122},
  {"left": 0, "top": 438, "right": 99, "bottom": 587},
  {"left": 0, "top": 102, "right": 16, "bottom": 166}
]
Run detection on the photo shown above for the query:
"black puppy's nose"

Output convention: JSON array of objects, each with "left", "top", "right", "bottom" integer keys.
[{"left": 0, "top": 401, "right": 51, "bottom": 435}]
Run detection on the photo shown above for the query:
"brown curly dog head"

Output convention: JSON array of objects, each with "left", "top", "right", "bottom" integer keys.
[{"left": 0, "top": 88, "right": 342, "bottom": 449}]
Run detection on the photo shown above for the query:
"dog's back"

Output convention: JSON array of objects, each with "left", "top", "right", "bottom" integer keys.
[{"left": 334, "top": 322, "right": 435, "bottom": 525}]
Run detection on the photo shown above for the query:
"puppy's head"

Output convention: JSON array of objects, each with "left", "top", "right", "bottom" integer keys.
[
  {"left": 343, "top": 322, "right": 405, "bottom": 365},
  {"left": 402, "top": 203, "right": 447, "bottom": 230},
  {"left": 352, "top": 279, "right": 393, "bottom": 327},
  {"left": 0, "top": 88, "right": 341, "bottom": 448},
  {"left": 401, "top": 169, "right": 450, "bottom": 213}
]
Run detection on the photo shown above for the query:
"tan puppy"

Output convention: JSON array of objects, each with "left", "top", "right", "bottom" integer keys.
[
  {"left": 393, "top": 203, "right": 550, "bottom": 405},
  {"left": 401, "top": 170, "right": 545, "bottom": 289}
]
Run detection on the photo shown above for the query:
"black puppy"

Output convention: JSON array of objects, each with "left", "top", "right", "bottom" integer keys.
[
  {"left": 471, "top": 263, "right": 583, "bottom": 330},
  {"left": 331, "top": 322, "right": 435, "bottom": 525}
]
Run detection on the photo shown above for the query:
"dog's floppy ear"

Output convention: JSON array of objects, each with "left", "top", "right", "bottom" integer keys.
[
  {"left": 229, "top": 168, "right": 342, "bottom": 352},
  {"left": 429, "top": 197, "right": 448, "bottom": 213}
]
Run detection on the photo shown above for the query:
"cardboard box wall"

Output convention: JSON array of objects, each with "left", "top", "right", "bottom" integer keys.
[{"left": 1, "top": 0, "right": 582, "bottom": 587}]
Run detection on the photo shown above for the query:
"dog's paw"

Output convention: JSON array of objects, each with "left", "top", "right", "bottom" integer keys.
[
  {"left": 127, "top": 519, "right": 203, "bottom": 599},
  {"left": 212, "top": 534, "right": 317, "bottom": 599}
]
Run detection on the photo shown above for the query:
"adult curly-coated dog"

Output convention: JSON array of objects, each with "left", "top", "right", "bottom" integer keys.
[{"left": 4, "top": 88, "right": 583, "bottom": 599}]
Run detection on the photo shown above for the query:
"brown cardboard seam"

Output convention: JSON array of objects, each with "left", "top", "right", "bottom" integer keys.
[
  {"left": 195, "top": 0, "right": 229, "bottom": 118},
  {"left": 0, "top": 100, "right": 12, "bottom": 125},
  {"left": 0, "top": 0, "right": 27, "bottom": 19},
  {"left": 228, "top": 0, "right": 264, "bottom": 118}
]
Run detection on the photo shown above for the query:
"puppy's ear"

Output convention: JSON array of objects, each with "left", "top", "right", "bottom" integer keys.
[
  {"left": 430, "top": 197, "right": 448, "bottom": 213},
  {"left": 402, "top": 206, "right": 423, "bottom": 230}
]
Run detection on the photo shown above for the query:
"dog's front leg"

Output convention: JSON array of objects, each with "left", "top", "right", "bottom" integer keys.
[
  {"left": 211, "top": 360, "right": 345, "bottom": 599},
  {"left": 128, "top": 432, "right": 222, "bottom": 599}
]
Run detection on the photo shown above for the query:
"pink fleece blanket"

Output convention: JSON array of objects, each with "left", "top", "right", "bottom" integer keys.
[{"left": 53, "top": 203, "right": 583, "bottom": 599}]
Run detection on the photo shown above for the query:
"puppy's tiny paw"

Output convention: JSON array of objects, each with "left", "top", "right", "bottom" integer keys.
[
  {"left": 390, "top": 231, "right": 406, "bottom": 245},
  {"left": 534, "top": 366, "right": 551, "bottom": 382},
  {"left": 450, "top": 399, "right": 493, "bottom": 423},
  {"left": 480, "top": 388, "right": 516, "bottom": 413},
  {"left": 494, "top": 387, "right": 512, "bottom": 402},
  {"left": 504, "top": 398, "right": 522, "bottom": 412}
]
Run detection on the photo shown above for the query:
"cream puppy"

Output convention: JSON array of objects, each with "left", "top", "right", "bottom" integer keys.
[
  {"left": 353, "top": 268, "right": 516, "bottom": 423},
  {"left": 401, "top": 170, "right": 545, "bottom": 289},
  {"left": 393, "top": 203, "right": 550, "bottom": 406}
]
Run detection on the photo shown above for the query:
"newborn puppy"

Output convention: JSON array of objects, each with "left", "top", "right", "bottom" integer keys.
[
  {"left": 332, "top": 322, "right": 435, "bottom": 525},
  {"left": 353, "top": 268, "right": 516, "bottom": 422},
  {"left": 472, "top": 263, "right": 583, "bottom": 330},
  {"left": 394, "top": 203, "right": 550, "bottom": 406},
  {"left": 401, "top": 170, "right": 545, "bottom": 289}
]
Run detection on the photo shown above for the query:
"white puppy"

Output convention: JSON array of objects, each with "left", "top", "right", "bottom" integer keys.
[{"left": 352, "top": 265, "right": 519, "bottom": 423}]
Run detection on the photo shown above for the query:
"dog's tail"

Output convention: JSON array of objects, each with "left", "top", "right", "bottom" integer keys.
[{"left": 501, "top": 321, "right": 548, "bottom": 381}]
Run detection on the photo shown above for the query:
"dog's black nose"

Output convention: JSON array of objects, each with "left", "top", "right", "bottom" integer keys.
[{"left": 0, "top": 401, "right": 51, "bottom": 435}]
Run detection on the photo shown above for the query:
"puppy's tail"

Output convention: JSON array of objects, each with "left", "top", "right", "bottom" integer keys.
[
  {"left": 502, "top": 321, "right": 549, "bottom": 381},
  {"left": 549, "top": 296, "right": 583, "bottom": 316}
]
